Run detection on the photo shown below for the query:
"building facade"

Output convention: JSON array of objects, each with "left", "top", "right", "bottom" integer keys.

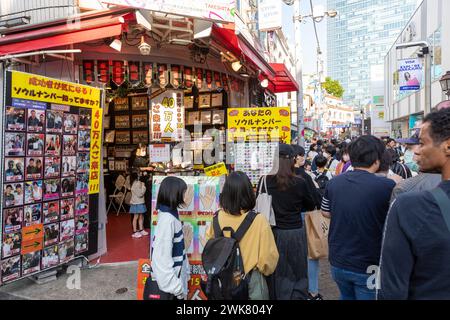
[
  {"left": 384, "top": 0, "right": 449, "bottom": 138},
  {"left": 327, "top": 0, "right": 418, "bottom": 105}
]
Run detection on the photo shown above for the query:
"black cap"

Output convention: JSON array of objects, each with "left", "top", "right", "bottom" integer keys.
[
  {"left": 279, "top": 143, "right": 294, "bottom": 158},
  {"left": 291, "top": 145, "right": 305, "bottom": 157}
]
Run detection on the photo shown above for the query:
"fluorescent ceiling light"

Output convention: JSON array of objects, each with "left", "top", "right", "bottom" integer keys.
[{"left": 231, "top": 61, "right": 242, "bottom": 72}]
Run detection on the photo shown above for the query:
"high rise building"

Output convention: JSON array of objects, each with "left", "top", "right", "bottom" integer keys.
[{"left": 327, "top": 0, "right": 419, "bottom": 105}]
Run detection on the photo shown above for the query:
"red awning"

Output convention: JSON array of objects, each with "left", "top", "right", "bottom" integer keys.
[
  {"left": 0, "top": 9, "right": 132, "bottom": 56},
  {"left": 267, "top": 63, "right": 299, "bottom": 93},
  {"left": 211, "top": 24, "right": 275, "bottom": 78}
]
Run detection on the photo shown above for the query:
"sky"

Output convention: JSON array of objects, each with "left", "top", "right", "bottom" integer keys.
[{"left": 299, "top": 0, "right": 328, "bottom": 75}]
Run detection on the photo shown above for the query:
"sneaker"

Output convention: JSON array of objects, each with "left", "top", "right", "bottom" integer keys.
[
  {"left": 308, "top": 293, "right": 324, "bottom": 301},
  {"left": 132, "top": 232, "right": 142, "bottom": 239},
  {"left": 139, "top": 230, "right": 149, "bottom": 236}
]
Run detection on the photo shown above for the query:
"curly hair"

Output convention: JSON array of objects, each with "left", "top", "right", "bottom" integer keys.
[{"left": 424, "top": 108, "right": 450, "bottom": 145}]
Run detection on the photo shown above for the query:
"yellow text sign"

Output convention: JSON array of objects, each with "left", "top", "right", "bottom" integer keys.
[
  {"left": 204, "top": 162, "right": 228, "bottom": 177},
  {"left": 88, "top": 107, "right": 103, "bottom": 194},
  {"left": 227, "top": 107, "right": 291, "bottom": 143},
  {"left": 11, "top": 71, "right": 101, "bottom": 108}
]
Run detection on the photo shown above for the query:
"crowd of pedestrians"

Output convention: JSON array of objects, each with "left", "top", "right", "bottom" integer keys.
[{"left": 146, "top": 106, "right": 450, "bottom": 300}]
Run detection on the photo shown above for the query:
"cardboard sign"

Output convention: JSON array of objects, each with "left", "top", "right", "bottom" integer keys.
[
  {"left": 22, "top": 224, "right": 44, "bottom": 242},
  {"left": 204, "top": 162, "right": 228, "bottom": 177},
  {"left": 21, "top": 239, "right": 44, "bottom": 255}
]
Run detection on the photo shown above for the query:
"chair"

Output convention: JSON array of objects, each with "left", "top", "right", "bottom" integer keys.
[{"left": 107, "top": 175, "right": 127, "bottom": 215}]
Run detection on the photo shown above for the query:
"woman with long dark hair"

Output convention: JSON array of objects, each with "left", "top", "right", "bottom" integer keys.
[{"left": 257, "top": 144, "right": 315, "bottom": 300}]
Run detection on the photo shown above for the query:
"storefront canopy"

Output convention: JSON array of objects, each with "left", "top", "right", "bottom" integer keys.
[
  {"left": 267, "top": 63, "right": 299, "bottom": 93},
  {"left": 211, "top": 24, "right": 276, "bottom": 79},
  {"left": 0, "top": 8, "right": 133, "bottom": 56}
]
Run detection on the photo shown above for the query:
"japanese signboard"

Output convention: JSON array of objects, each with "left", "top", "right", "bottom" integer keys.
[
  {"left": 398, "top": 58, "right": 423, "bottom": 91},
  {"left": 11, "top": 71, "right": 101, "bottom": 108},
  {"left": 258, "top": 0, "right": 282, "bottom": 31},
  {"left": 204, "top": 162, "right": 228, "bottom": 177},
  {"left": 0, "top": 71, "right": 102, "bottom": 286},
  {"left": 102, "top": 0, "right": 236, "bottom": 23},
  {"left": 151, "top": 89, "right": 184, "bottom": 142},
  {"left": 227, "top": 107, "right": 291, "bottom": 143},
  {"left": 150, "top": 176, "right": 222, "bottom": 300}
]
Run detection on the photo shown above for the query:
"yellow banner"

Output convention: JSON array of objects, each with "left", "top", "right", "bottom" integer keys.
[
  {"left": 204, "top": 162, "right": 228, "bottom": 177},
  {"left": 227, "top": 107, "right": 291, "bottom": 143},
  {"left": 11, "top": 71, "right": 101, "bottom": 108},
  {"left": 88, "top": 107, "right": 103, "bottom": 194}
]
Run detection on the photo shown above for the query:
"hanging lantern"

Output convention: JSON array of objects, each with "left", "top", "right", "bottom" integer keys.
[
  {"left": 214, "top": 72, "right": 222, "bottom": 88},
  {"left": 205, "top": 69, "right": 213, "bottom": 90},
  {"left": 222, "top": 73, "right": 229, "bottom": 91},
  {"left": 128, "top": 61, "right": 140, "bottom": 84},
  {"left": 143, "top": 62, "right": 153, "bottom": 87},
  {"left": 82, "top": 60, "right": 95, "bottom": 84},
  {"left": 196, "top": 67, "right": 203, "bottom": 89},
  {"left": 111, "top": 60, "right": 125, "bottom": 86},
  {"left": 97, "top": 60, "right": 109, "bottom": 83},
  {"left": 184, "top": 66, "right": 193, "bottom": 88},
  {"left": 157, "top": 64, "right": 168, "bottom": 88},
  {"left": 170, "top": 64, "right": 181, "bottom": 88}
]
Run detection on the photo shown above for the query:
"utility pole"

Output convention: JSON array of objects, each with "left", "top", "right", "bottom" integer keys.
[{"left": 294, "top": 0, "right": 305, "bottom": 147}]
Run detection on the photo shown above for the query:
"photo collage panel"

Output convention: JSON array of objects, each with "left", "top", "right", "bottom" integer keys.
[{"left": 2, "top": 103, "right": 93, "bottom": 283}]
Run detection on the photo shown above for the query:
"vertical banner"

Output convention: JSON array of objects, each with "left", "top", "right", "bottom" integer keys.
[
  {"left": 150, "top": 89, "right": 184, "bottom": 142},
  {"left": 398, "top": 58, "right": 423, "bottom": 91},
  {"left": 88, "top": 107, "right": 103, "bottom": 194},
  {"left": 1, "top": 71, "right": 102, "bottom": 286}
]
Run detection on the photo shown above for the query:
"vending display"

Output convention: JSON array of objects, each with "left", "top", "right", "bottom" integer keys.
[{"left": 0, "top": 71, "right": 102, "bottom": 285}]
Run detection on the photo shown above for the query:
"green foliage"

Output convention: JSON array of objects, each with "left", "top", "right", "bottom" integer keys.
[{"left": 322, "top": 77, "right": 345, "bottom": 98}]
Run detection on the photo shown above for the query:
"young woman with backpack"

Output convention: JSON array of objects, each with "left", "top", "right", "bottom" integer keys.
[
  {"left": 257, "top": 144, "right": 316, "bottom": 300},
  {"left": 204, "top": 171, "right": 279, "bottom": 300},
  {"left": 149, "top": 177, "right": 190, "bottom": 300}
]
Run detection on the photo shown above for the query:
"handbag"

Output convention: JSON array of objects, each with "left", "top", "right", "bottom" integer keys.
[
  {"left": 305, "top": 210, "right": 330, "bottom": 260},
  {"left": 143, "top": 267, "right": 182, "bottom": 300},
  {"left": 248, "top": 269, "right": 269, "bottom": 300},
  {"left": 255, "top": 176, "right": 276, "bottom": 226}
]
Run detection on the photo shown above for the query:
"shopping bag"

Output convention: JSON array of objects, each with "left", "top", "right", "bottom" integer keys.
[
  {"left": 305, "top": 210, "right": 330, "bottom": 259},
  {"left": 255, "top": 176, "right": 276, "bottom": 226}
]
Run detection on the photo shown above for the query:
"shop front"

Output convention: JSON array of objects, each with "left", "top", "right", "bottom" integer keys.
[{"left": 0, "top": 6, "right": 299, "bottom": 294}]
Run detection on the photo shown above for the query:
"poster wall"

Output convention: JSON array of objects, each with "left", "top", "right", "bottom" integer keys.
[
  {"left": 227, "top": 107, "right": 291, "bottom": 144},
  {"left": 150, "top": 176, "right": 222, "bottom": 300},
  {"left": 0, "top": 71, "right": 102, "bottom": 285}
]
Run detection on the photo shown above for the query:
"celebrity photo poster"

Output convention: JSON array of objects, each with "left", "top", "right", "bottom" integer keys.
[
  {"left": 42, "top": 245, "right": 59, "bottom": 270},
  {"left": 1, "top": 255, "right": 21, "bottom": 282},
  {"left": 27, "top": 108, "right": 45, "bottom": 132},
  {"left": 23, "top": 203, "right": 42, "bottom": 227},
  {"left": 61, "top": 198, "right": 75, "bottom": 220},
  {"left": 25, "top": 157, "right": 43, "bottom": 180},
  {"left": 43, "top": 201, "right": 60, "bottom": 224},
  {"left": 44, "top": 223, "right": 60, "bottom": 247},
  {"left": 2, "top": 232, "right": 22, "bottom": 258},
  {"left": 59, "top": 239, "right": 75, "bottom": 263},
  {"left": 6, "top": 106, "right": 26, "bottom": 131},
  {"left": 43, "top": 179, "right": 61, "bottom": 201},
  {"left": 3, "top": 207, "right": 23, "bottom": 233},
  {"left": 26, "top": 133, "right": 45, "bottom": 156},
  {"left": 4, "top": 158, "right": 24, "bottom": 182},
  {"left": 22, "top": 251, "right": 41, "bottom": 275},
  {"left": 75, "top": 194, "right": 88, "bottom": 215},
  {"left": 4, "top": 183, "right": 24, "bottom": 207},
  {"left": 5, "top": 132, "right": 25, "bottom": 156},
  {"left": 24, "top": 181, "right": 42, "bottom": 204}
]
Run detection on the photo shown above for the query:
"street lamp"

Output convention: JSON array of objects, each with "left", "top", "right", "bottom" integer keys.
[
  {"left": 293, "top": 8, "right": 338, "bottom": 23},
  {"left": 440, "top": 71, "right": 450, "bottom": 99}
]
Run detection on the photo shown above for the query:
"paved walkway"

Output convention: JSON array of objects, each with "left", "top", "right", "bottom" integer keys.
[{"left": 0, "top": 259, "right": 339, "bottom": 300}]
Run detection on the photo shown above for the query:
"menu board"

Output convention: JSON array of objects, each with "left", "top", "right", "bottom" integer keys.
[
  {"left": 0, "top": 71, "right": 102, "bottom": 285},
  {"left": 151, "top": 176, "right": 223, "bottom": 300}
]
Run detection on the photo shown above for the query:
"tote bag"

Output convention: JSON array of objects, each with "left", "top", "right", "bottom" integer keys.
[
  {"left": 255, "top": 176, "right": 276, "bottom": 226},
  {"left": 305, "top": 210, "right": 330, "bottom": 259}
]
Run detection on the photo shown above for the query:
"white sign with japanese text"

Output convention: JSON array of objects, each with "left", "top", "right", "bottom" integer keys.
[
  {"left": 151, "top": 89, "right": 184, "bottom": 142},
  {"left": 258, "top": 0, "right": 282, "bottom": 31}
]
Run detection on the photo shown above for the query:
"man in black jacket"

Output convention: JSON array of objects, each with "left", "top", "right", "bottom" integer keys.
[{"left": 378, "top": 107, "right": 450, "bottom": 299}]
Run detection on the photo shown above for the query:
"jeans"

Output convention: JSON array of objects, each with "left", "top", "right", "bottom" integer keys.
[
  {"left": 301, "top": 212, "right": 320, "bottom": 295},
  {"left": 330, "top": 266, "right": 376, "bottom": 300}
]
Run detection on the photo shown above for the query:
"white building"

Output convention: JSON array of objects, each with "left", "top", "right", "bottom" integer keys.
[{"left": 384, "top": 0, "right": 450, "bottom": 138}]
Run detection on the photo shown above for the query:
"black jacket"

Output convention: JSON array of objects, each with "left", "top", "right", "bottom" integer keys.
[{"left": 378, "top": 180, "right": 450, "bottom": 300}]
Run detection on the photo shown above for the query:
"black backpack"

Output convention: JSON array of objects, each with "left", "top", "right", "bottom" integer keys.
[
  {"left": 201, "top": 210, "right": 258, "bottom": 300},
  {"left": 313, "top": 171, "right": 330, "bottom": 194}
]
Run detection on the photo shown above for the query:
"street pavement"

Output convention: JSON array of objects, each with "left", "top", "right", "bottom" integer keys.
[{"left": 0, "top": 259, "right": 339, "bottom": 300}]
